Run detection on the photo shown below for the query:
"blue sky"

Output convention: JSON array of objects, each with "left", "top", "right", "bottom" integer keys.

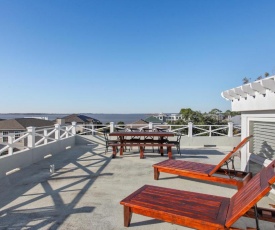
[{"left": 0, "top": 0, "right": 275, "bottom": 114}]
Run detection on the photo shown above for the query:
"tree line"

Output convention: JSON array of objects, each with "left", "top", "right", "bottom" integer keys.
[
  {"left": 242, "top": 72, "right": 270, "bottom": 84},
  {"left": 171, "top": 108, "right": 240, "bottom": 126}
]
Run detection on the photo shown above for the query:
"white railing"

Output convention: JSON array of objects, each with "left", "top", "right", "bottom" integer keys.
[
  {"left": 115, "top": 121, "right": 240, "bottom": 137},
  {"left": 0, "top": 123, "right": 77, "bottom": 156},
  {"left": 0, "top": 121, "right": 241, "bottom": 157}
]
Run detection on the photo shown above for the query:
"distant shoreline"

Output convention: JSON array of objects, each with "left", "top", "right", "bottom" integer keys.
[{"left": 0, "top": 113, "right": 172, "bottom": 124}]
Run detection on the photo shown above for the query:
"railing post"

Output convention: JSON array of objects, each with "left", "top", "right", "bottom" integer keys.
[
  {"left": 149, "top": 122, "right": 153, "bottom": 130},
  {"left": 72, "top": 122, "right": 76, "bottom": 135},
  {"left": 188, "top": 122, "right": 193, "bottom": 137},
  {"left": 110, "top": 122, "right": 115, "bottom": 133},
  {"left": 209, "top": 126, "right": 212, "bottom": 137},
  {"left": 55, "top": 124, "right": 60, "bottom": 140},
  {"left": 228, "top": 122, "right": 233, "bottom": 137},
  {"left": 27, "top": 126, "right": 35, "bottom": 149},
  {"left": 91, "top": 124, "right": 95, "bottom": 136},
  {"left": 8, "top": 135, "right": 13, "bottom": 155},
  {"left": 44, "top": 129, "right": 48, "bottom": 145},
  {"left": 65, "top": 126, "right": 69, "bottom": 138}
]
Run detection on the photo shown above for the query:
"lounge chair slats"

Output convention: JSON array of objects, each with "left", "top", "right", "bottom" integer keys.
[
  {"left": 225, "top": 161, "right": 275, "bottom": 227},
  {"left": 121, "top": 160, "right": 275, "bottom": 229},
  {"left": 208, "top": 135, "right": 254, "bottom": 176},
  {"left": 153, "top": 135, "right": 253, "bottom": 189},
  {"left": 155, "top": 159, "right": 216, "bottom": 176},
  {"left": 121, "top": 185, "right": 230, "bottom": 229}
]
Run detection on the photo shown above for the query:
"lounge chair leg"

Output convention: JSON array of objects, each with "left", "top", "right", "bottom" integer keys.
[
  {"left": 154, "top": 168, "right": 160, "bottom": 180},
  {"left": 124, "top": 206, "right": 132, "bottom": 227},
  {"left": 254, "top": 205, "right": 260, "bottom": 230}
]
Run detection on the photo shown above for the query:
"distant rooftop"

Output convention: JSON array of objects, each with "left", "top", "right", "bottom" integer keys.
[
  {"left": 62, "top": 114, "right": 101, "bottom": 124},
  {"left": 144, "top": 116, "right": 163, "bottom": 123},
  {"left": 0, "top": 118, "right": 55, "bottom": 130}
]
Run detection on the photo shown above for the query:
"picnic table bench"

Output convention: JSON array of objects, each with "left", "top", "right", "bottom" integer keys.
[
  {"left": 109, "top": 140, "right": 175, "bottom": 159},
  {"left": 109, "top": 131, "right": 175, "bottom": 159}
]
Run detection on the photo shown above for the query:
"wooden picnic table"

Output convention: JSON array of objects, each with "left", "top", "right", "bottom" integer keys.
[{"left": 109, "top": 131, "right": 175, "bottom": 159}]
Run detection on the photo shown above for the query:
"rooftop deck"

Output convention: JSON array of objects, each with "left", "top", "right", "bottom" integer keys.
[{"left": 0, "top": 143, "right": 274, "bottom": 229}]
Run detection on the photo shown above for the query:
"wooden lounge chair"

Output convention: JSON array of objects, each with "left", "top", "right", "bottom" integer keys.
[
  {"left": 120, "top": 160, "right": 275, "bottom": 229},
  {"left": 153, "top": 135, "right": 253, "bottom": 190}
]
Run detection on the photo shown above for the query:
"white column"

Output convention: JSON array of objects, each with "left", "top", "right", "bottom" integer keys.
[
  {"left": 8, "top": 135, "right": 13, "bottom": 155},
  {"left": 188, "top": 122, "right": 193, "bottom": 137},
  {"left": 228, "top": 122, "right": 233, "bottom": 137},
  {"left": 27, "top": 126, "right": 35, "bottom": 148},
  {"left": 72, "top": 122, "right": 76, "bottom": 135},
  {"left": 110, "top": 122, "right": 115, "bottom": 133},
  {"left": 55, "top": 124, "right": 60, "bottom": 140}
]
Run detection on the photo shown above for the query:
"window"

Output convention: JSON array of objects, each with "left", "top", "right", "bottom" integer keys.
[
  {"left": 14, "top": 131, "right": 20, "bottom": 140},
  {"left": 2, "top": 131, "right": 8, "bottom": 142},
  {"left": 251, "top": 121, "right": 275, "bottom": 160},
  {"left": 248, "top": 120, "right": 275, "bottom": 176}
]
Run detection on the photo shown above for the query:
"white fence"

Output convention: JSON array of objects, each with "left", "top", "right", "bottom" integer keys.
[
  {"left": 0, "top": 123, "right": 76, "bottom": 156},
  {"left": 0, "top": 121, "right": 240, "bottom": 157}
]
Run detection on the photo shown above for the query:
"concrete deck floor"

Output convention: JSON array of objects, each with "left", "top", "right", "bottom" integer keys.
[{"left": 0, "top": 144, "right": 275, "bottom": 230}]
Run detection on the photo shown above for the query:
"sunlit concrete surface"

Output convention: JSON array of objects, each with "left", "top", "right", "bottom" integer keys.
[{"left": 0, "top": 144, "right": 274, "bottom": 229}]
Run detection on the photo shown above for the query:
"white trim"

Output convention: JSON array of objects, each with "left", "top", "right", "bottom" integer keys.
[{"left": 221, "top": 76, "right": 275, "bottom": 112}]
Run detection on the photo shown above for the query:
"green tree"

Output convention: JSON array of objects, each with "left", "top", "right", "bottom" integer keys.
[
  {"left": 242, "top": 77, "right": 250, "bottom": 84},
  {"left": 265, "top": 72, "right": 270, "bottom": 78},
  {"left": 256, "top": 76, "right": 262, "bottom": 81},
  {"left": 209, "top": 108, "right": 222, "bottom": 115},
  {"left": 179, "top": 108, "right": 195, "bottom": 121}
]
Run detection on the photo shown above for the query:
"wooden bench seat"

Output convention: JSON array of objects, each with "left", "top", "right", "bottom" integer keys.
[
  {"left": 121, "top": 160, "right": 275, "bottom": 229},
  {"left": 109, "top": 143, "right": 175, "bottom": 159}
]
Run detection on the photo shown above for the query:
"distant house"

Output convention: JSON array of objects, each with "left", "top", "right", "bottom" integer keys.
[
  {"left": 144, "top": 116, "right": 164, "bottom": 124},
  {"left": 229, "top": 115, "right": 241, "bottom": 125},
  {"left": 61, "top": 114, "right": 102, "bottom": 134},
  {"left": 0, "top": 118, "right": 55, "bottom": 154},
  {"left": 128, "top": 117, "right": 169, "bottom": 130},
  {"left": 61, "top": 114, "right": 101, "bottom": 125},
  {"left": 126, "top": 119, "right": 148, "bottom": 129},
  {"left": 153, "top": 113, "right": 167, "bottom": 122},
  {"left": 153, "top": 113, "right": 183, "bottom": 122}
]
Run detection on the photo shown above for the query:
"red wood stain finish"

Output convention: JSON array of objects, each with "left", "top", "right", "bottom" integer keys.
[
  {"left": 152, "top": 136, "right": 253, "bottom": 189},
  {"left": 225, "top": 161, "right": 275, "bottom": 227},
  {"left": 209, "top": 135, "right": 253, "bottom": 175},
  {"left": 155, "top": 159, "right": 215, "bottom": 176},
  {"left": 121, "top": 160, "right": 275, "bottom": 229},
  {"left": 121, "top": 185, "right": 230, "bottom": 229}
]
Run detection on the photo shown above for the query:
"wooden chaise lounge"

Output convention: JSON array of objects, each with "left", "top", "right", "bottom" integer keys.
[
  {"left": 153, "top": 135, "right": 253, "bottom": 190},
  {"left": 120, "top": 160, "right": 275, "bottom": 229}
]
